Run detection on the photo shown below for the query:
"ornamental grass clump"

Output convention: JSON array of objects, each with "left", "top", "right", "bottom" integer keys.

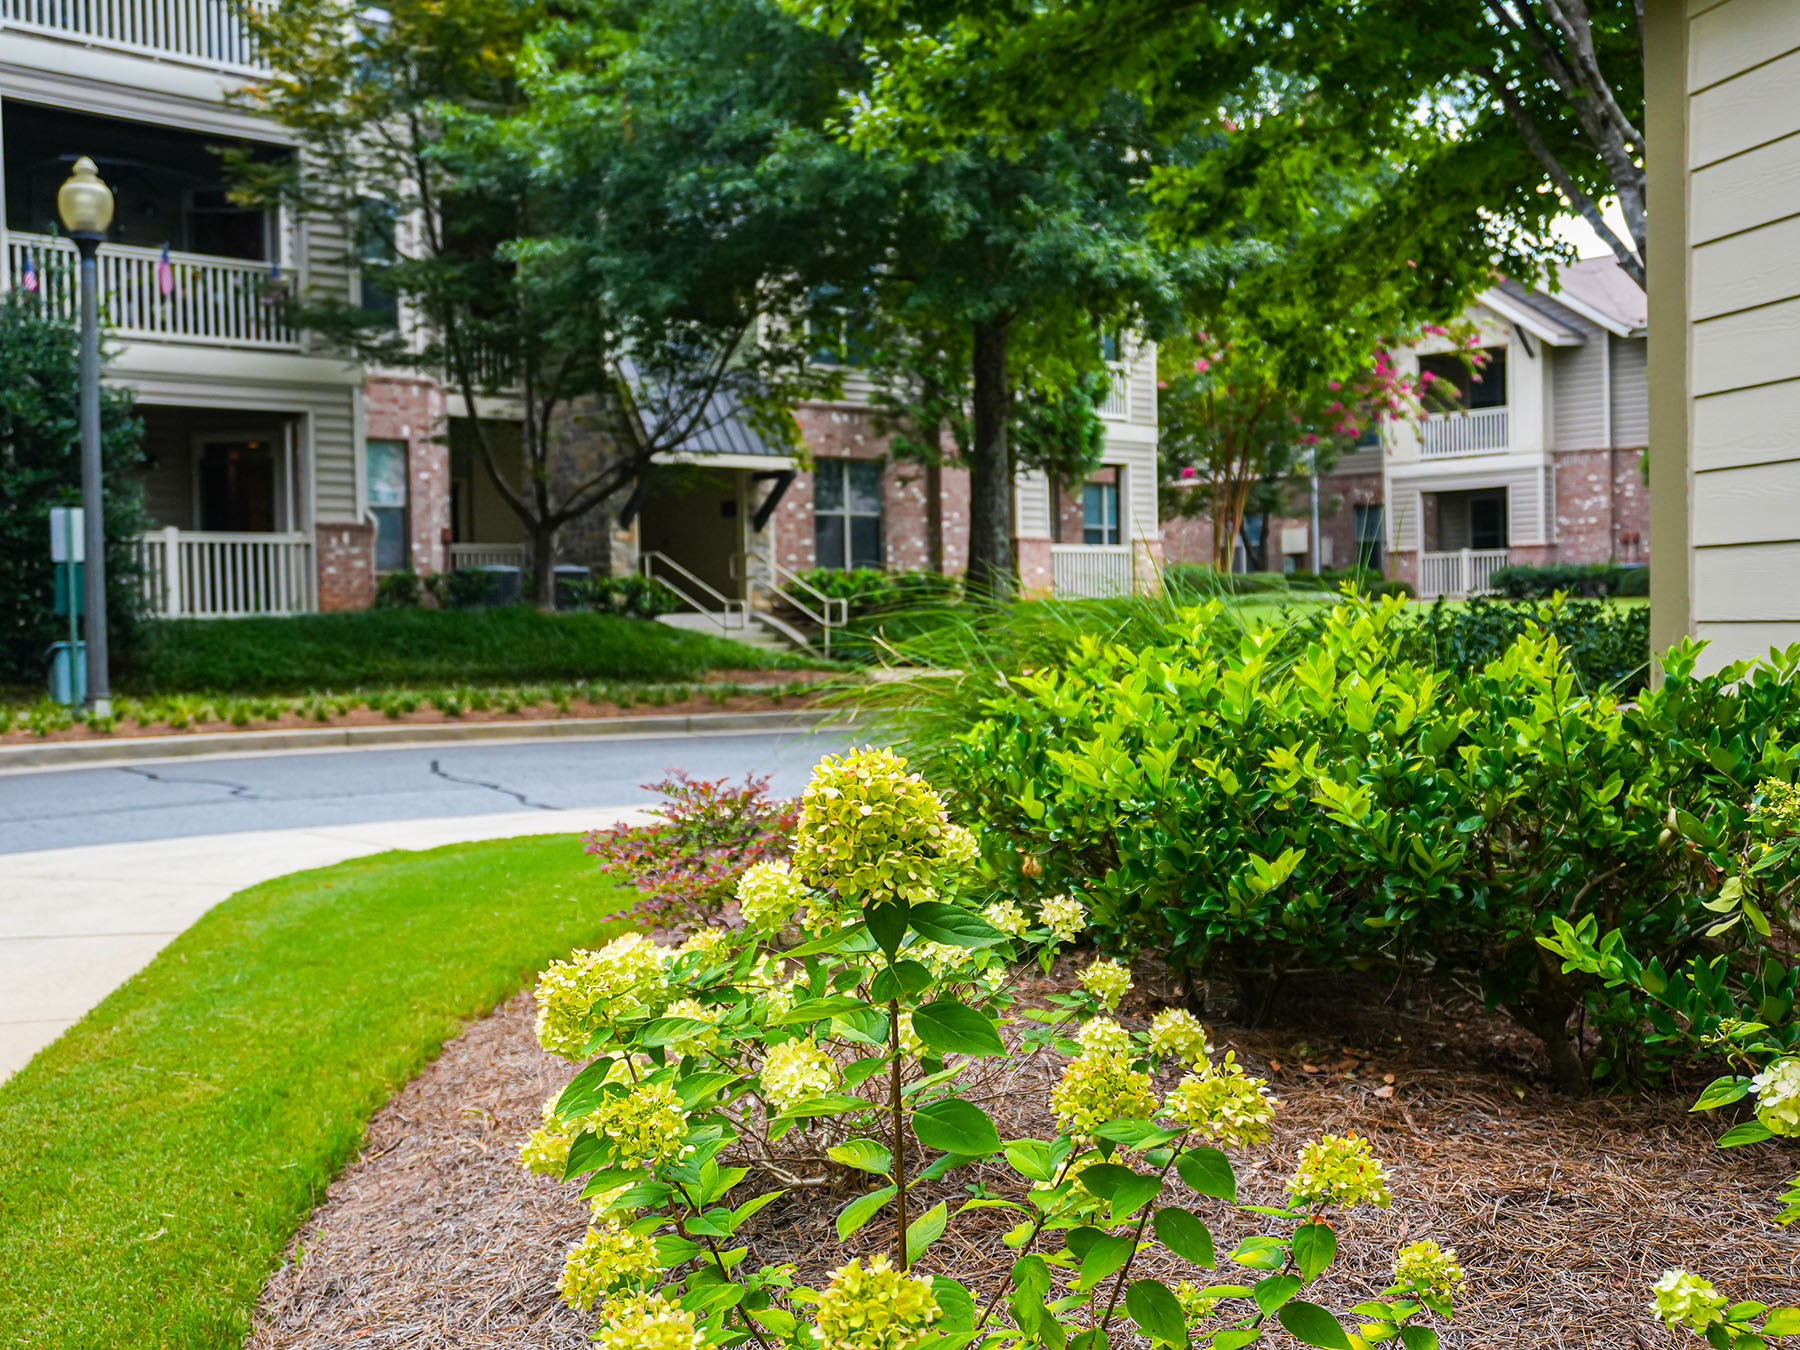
[{"left": 521, "top": 747, "right": 1465, "bottom": 1349}]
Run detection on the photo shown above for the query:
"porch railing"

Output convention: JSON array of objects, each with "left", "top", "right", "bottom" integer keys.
[
  {"left": 1419, "top": 547, "right": 1511, "bottom": 600},
  {"left": 1421, "top": 407, "right": 1508, "bottom": 458},
  {"left": 448, "top": 542, "right": 528, "bottom": 570},
  {"left": 1, "top": 0, "right": 264, "bottom": 70},
  {"left": 1051, "top": 543, "right": 1134, "bottom": 598},
  {"left": 1097, "top": 362, "right": 1130, "bottom": 420},
  {"left": 8, "top": 234, "right": 299, "bottom": 350},
  {"left": 134, "top": 527, "right": 315, "bottom": 617}
]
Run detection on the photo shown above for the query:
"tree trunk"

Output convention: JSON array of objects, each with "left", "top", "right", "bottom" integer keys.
[
  {"left": 1506, "top": 993, "right": 1589, "bottom": 1096},
  {"left": 530, "top": 522, "right": 558, "bottom": 610},
  {"left": 966, "top": 319, "right": 1015, "bottom": 600},
  {"left": 925, "top": 458, "right": 944, "bottom": 575}
]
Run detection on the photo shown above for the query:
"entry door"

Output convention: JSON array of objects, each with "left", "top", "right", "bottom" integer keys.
[
  {"left": 640, "top": 468, "right": 747, "bottom": 599},
  {"left": 195, "top": 433, "right": 289, "bottom": 532}
]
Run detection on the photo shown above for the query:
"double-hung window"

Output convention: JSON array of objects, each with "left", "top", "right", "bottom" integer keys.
[
  {"left": 1082, "top": 480, "right": 1121, "bottom": 546},
  {"left": 814, "top": 459, "right": 883, "bottom": 570},
  {"left": 366, "top": 439, "right": 409, "bottom": 572}
]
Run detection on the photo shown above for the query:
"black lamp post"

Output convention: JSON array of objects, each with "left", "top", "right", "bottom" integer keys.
[{"left": 56, "top": 156, "right": 114, "bottom": 718}]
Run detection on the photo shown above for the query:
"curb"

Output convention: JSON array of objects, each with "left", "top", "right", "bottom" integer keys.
[{"left": 0, "top": 707, "right": 848, "bottom": 772}]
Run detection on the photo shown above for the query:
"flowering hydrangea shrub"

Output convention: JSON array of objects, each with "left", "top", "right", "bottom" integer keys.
[{"left": 520, "top": 748, "right": 1464, "bottom": 1350}]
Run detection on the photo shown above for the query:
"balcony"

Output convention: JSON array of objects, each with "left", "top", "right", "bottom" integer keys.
[
  {"left": 1, "top": 0, "right": 263, "bottom": 70},
  {"left": 8, "top": 233, "right": 298, "bottom": 349},
  {"left": 1420, "top": 407, "right": 1508, "bottom": 459},
  {"left": 134, "top": 527, "right": 315, "bottom": 617},
  {"left": 1419, "top": 547, "right": 1510, "bottom": 600},
  {"left": 1097, "top": 362, "right": 1130, "bottom": 420},
  {"left": 1051, "top": 544, "right": 1134, "bottom": 597}
]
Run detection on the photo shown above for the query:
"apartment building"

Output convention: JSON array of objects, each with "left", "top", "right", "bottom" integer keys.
[
  {"left": 1161, "top": 260, "right": 1649, "bottom": 599},
  {"left": 7, "top": 2, "right": 1161, "bottom": 626}
]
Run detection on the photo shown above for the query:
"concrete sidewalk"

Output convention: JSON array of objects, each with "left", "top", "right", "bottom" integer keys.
[{"left": 0, "top": 805, "right": 653, "bottom": 1082}]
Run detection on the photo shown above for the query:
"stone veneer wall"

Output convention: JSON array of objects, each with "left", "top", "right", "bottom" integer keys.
[{"left": 363, "top": 376, "right": 450, "bottom": 575}]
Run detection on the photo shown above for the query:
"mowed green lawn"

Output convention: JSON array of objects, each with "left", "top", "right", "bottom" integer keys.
[{"left": 0, "top": 835, "right": 629, "bottom": 1349}]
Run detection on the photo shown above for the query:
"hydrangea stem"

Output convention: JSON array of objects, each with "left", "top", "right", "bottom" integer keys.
[{"left": 889, "top": 996, "right": 910, "bottom": 1270}]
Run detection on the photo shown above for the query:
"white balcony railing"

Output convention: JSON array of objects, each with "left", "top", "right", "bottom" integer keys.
[
  {"left": 9, "top": 234, "right": 299, "bottom": 350},
  {"left": 134, "top": 527, "right": 315, "bottom": 617},
  {"left": 1419, "top": 548, "right": 1510, "bottom": 600},
  {"left": 1097, "top": 362, "right": 1130, "bottom": 420},
  {"left": 1052, "top": 544, "right": 1134, "bottom": 598},
  {"left": 1421, "top": 407, "right": 1509, "bottom": 458},
  {"left": 448, "top": 542, "right": 528, "bottom": 570},
  {"left": 1, "top": 0, "right": 263, "bottom": 70}
]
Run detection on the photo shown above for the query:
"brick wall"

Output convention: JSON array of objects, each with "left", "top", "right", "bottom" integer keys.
[
  {"left": 316, "top": 522, "right": 376, "bottom": 611},
  {"left": 1160, "top": 469, "right": 1382, "bottom": 573},
  {"left": 363, "top": 376, "right": 450, "bottom": 575},
  {"left": 1017, "top": 538, "right": 1053, "bottom": 596},
  {"left": 1552, "top": 446, "right": 1651, "bottom": 565}
]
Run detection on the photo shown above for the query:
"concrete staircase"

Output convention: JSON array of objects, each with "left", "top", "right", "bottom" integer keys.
[{"left": 656, "top": 610, "right": 808, "bottom": 654}]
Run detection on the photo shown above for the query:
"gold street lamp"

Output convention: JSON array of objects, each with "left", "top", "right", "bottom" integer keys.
[{"left": 56, "top": 156, "right": 115, "bottom": 717}]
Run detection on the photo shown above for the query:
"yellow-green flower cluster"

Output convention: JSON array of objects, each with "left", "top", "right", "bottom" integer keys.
[
  {"left": 676, "top": 928, "right": 732, "bottom": 963},
  {"left": 762, "top": 1036, "right": 838, "bottom": 1111},
  {"left": 1039, "top": 894, "right": 1087, "bottom": 943},
  {"left": 814, "top": 1254, "right": 941, "bottom": 1350},
  {"left": 1391, "top": 1239, "right": 1466, "bottom": 1300},
  {"left": 751, "top": 956, "right": 803, "bottom": 1017},
  {"left": 520, "top": 1096, "right": 579, "bottom": 1177},
  {"left": 1650, "top": 1269, "right": 1731, "bottom": 1333},
  {"left": 589, "top": 1082, "right": 690, "bottom": 1167},
  {"left": 1758, "top": 778, "right": 1800, "bottom": 833},
  {"left": 1161, "top": 1051, "right": 1278, "bottom": 1148},
  {"left": 662, "top": 998, "right": 724, "bottom": 1060},
  {"left": 1052, "top": 1052, "right": 1158, "bottom": 1138},
  {"left": 913, "top": 939, "right": 975, "bottom": 980},
  {"left": 791, "top": 748, "right": 971, "bottom": 903},
  {"left": 557, "top": 1221, "right": 659, "bottom": 1310},
  {"left": 1146, "top": 1009, "right": 1210, "bottom": 1067},
  {"left": 1175, "top": 1280, "right": 1220, "bottom": 1326},
  {"left": 591, "top": 1293, "right": 706, "bottom": 1350},
  {"left": 896, "top": 1011, "right": 926, "bottom": 1058},
  {"left": 534, "top": 934, "right": 668, "bottom": 1059},
  {"left": 737, "top": 860, "right": 810, "bottom": 931},
  {"left": 1286, "top": 1133, "right": 1393, "bottom": 1210},
  {"left": 982, "top": 899, "right": 1031, "bottom": 937},
  {"left": 1075, "top": 1017, "right": 1133, "bottom": 1059},
  {"left": 1078, "top": 957, "right": 1133, "bottom": 1011},
  {"left": 1751, "top": 1057, "right": 1800, "bottom": 1136}
]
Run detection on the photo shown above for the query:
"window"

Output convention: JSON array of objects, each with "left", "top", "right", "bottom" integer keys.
[
  {"left": 1082, "top": 481, "right": 1121, "bottom": 545},
  {"left": 366, "top": 439, "right": 409, "bottom": 572},
  {"left": 814, "top": 459, "right": 883, "bottom": 570},
  {"left": 358, "top": 198, "right": 399, "bottom": 326},
  {"left": 1419, "top": 347, "right": 1508, "bottom": 409},
  {"left": 1354, "top": 503, "right": 1384, "bottom": 571},
  {"left": 1469, "top": 491, "right": 1508, "bottom": 549}
]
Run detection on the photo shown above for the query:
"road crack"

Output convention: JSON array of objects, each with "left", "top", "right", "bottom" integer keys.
[{"left": 427, "top": 759, "right": 558, "bottom": 811}]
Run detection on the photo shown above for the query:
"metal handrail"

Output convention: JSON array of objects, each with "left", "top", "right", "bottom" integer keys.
[
  {"left": 641, "top": 551, "right": 748, "bottom": 632},
  {"left": 732, "top": 552, "right": 850, "bottom": 654}
]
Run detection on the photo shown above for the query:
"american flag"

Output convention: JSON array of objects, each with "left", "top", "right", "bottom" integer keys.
[
  {"left": 20, "top": 254, "right": 37, "bottom": 293},
  {"left": 157, "top": 244, "right": 174, "bottom": 296}
]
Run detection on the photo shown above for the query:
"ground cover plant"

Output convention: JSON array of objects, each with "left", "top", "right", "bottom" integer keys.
[
  {"left": 1488, "top": 562, "right": 1649, "bottom": 600},
  {"left": 519, "top": 748, "right": 1466, "bottom": 1350},
  {"left": 879, "top": 596, "right": 1800, "bottom": 1094},
  {"left": 0, "top": 676, "right": 829, "bottom": 740},
  {"left": 116, "top": 606, "right": 813, "bottom": 696},
  {"left": 0, "top": 834, "right": 630, "bottom": 1350}
]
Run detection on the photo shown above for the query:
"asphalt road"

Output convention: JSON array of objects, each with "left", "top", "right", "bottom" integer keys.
[{"left": 0, "top": 726, "right": 852, "bottom": 854}]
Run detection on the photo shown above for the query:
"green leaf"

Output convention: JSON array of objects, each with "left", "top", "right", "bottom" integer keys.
[
  {"left": 1254, "top": 1274, "right": 1302, "bottom": 1314},
  {"left": 1213, "top": 1331, "right": 1260, "bottom": 1350},
  {"left": 1153, "top": 1208, "right": 1215, "bottom": 1268},
  {"left": 835, "top": 1185, "right": 896, "bottom": 1241},
  {"left": 912, "top": 999, "right": 1006, "bottom": 1056},
  {"left": 1278, "top": 1300, "right": 1353, "bottom": 1348},
  {"left": 729, "top": 1188, "right": 786, "bottom": 1229},
  {"left": 909, "top": 900, "right": 1008, "bottom": 948},
  {"left": 905, "top": 1200, "right": 948, "bottom": 1264},
  {"left": 680, "top": 1282, "right": 747, "bottom": 1315},
  {"left": 1073, "top": 1162, "right": 1137, "bottom": 1200},
  {"left": 1093, "top": 1119, "right": 1185, "bottom": 1148},
  {"left": 672, "top": 1072, "right": 737, "bottom": 1108},
  {"left": 1719, "top": 1120, "right": 1775, "bottom": 1148},
  {"left": 1691, "top": 1076, "right": 1753, "bottom": 1112},
  {"left": 1006, "top": 1140, "right": 1056, "bottom": 1182},
  {"left": 932, "top": 1276, "right": 977, "bottom": 1331},
  {"left": 776, "top": 1093, "right": 873, "bottom": 1120},
  {"left": 913, "top": 1098, "right": 1005, "bottom": 1156},
  {"left": 832, "top": 1006, "right": 892, "bottom": 1046},
  {"left": 552, "top": 1056, "right": 615, "bottom": 1119},
  {"left": 1109, "top": 1173, "right": 1166, "bottom": 1222},
  {"left": 785, "top": 923, "right": 865, "bottom": 957},
  {"left": 826, "top": 1138, "right": 892, "bottom": 1175},
  {"left": 1398, "top": 1327, "right": 1440, "bottom": 1350},
  {"left": 871, "top": 960, "right": 933, "bottom": 1002},
  {"left": 1176, "top": 1146, "right": 1237, "bottom": 1203},
  {"left": 1078, "top": 1233, "right": 1136, "bottom": 1290},
  {"left": 769, "top": 995, "right": 869, "bottom": 1026},
  {"left": 1125, "top": 1278, "right": 1189, "bottom": 1346},
  {"left": 865, "top": 900, "right": 909, "bottom": 957},
  {"left": 1292, "top": 1220, "right": 1337, "bottom": 1280},
  {"left": 638, "top": 1016, "right": 715, "bottom": 1048},
  {"left": 1229, "top": 1236, "right": 1288, "bottom": 1270},
  {"left": 1763, "top": 1309, "right": 1800, "bottom": 1334}
]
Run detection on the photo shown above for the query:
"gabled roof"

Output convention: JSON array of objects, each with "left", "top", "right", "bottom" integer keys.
[
  {"left": 1539, "top": 257, "right": 1647, "bottom": 337},
  {"left": 1481, "top": 282, "right": 1589, "bottom": 346}
]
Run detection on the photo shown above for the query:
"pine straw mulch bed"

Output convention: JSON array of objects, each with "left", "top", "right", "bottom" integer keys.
[{"left": 248, "top": 964, "right": 1800, "bottom": 1350}]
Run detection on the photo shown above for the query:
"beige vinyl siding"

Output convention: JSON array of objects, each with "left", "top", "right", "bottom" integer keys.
[
  {"left": 297, "top": 208, "right": 355, "bottom": 309},
  {"left": 1116, "top": 441, "right": 1159, "bottom": 542},
  {"left": 1013, "top": 468, "right": 1053, "bottom": 540},
  {"left": 140, "top": 418, "right": 191, "bottom": 527},
  {"left": 1330, "top": 447, "right": 1383, "bottom": 476},
  {"left": 1127, "top": 352, "right": 1157, "bottom": 428},
  {"left": 1390, "top": 463, "right": 1549, "bottom": 550},
  {"left": 1608, "top": 337, "right": 1649, "bottom": 445},
  {"left": 1681, "top": 0, "right": 1800, "bottom": 668},
  {"left": 1550, "top": 336, "right": 1607, "bottom": 448}
]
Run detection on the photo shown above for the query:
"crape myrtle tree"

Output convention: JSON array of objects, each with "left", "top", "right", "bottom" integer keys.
[
  {"left": 238, "top": 0, "right": 863, "bottom": 607},
  {"left": 795, "top": 0, "right": 1647, "bottom": 287}
]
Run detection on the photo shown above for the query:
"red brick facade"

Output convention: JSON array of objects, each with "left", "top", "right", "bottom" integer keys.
[
  {"left": 1553, "top": 446, "right": 1651, "bottom": 565},
  {"left": 1161, "top": 469, "right": 1383, "bottom": 573},
  {"left": 362, "top": 375, "right": 451, "bottom": 575},
  {"left": 316, "top": 522, "right": 377, "bottom": 611}
]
